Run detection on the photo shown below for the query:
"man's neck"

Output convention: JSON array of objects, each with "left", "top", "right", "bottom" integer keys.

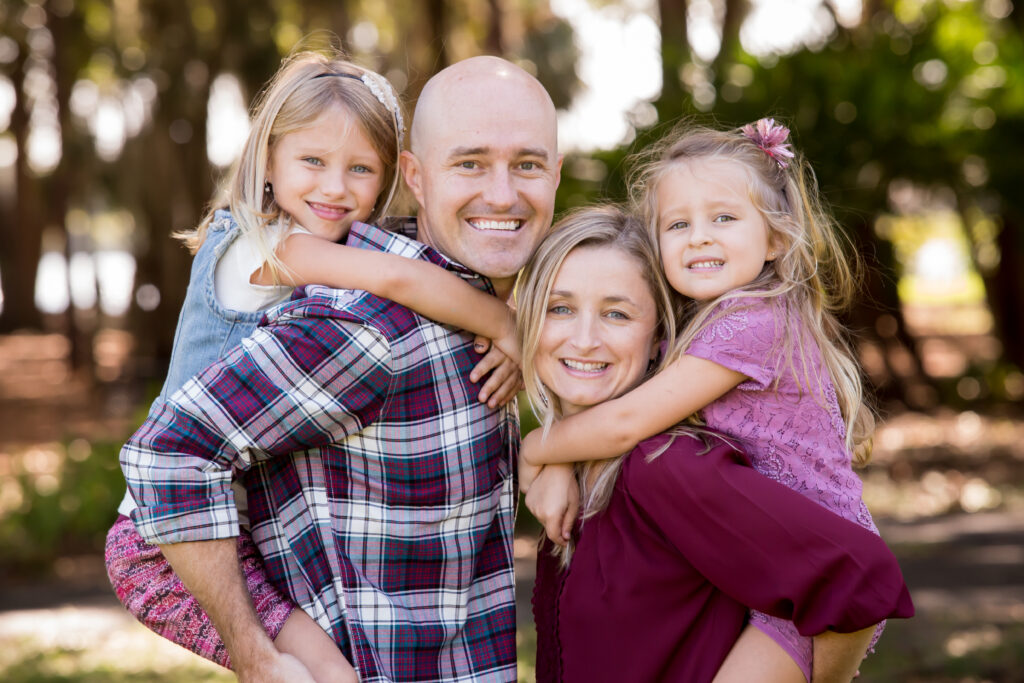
[{"left": 490, "top": 279, "right": 514, "bottom": 302}]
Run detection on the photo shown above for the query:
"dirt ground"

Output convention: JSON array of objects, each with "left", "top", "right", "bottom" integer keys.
[{"left": 1, "top": 331, "right": 1023, "bottom": 682}]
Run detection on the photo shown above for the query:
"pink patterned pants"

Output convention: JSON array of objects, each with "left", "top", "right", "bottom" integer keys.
[{"left": 104, "top": 516, "right": 295, "bottom": 669}]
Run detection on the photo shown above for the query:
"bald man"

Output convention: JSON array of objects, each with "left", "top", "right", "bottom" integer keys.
[{"left": 122, "top": 57, "right": 562, "bottom": 683}]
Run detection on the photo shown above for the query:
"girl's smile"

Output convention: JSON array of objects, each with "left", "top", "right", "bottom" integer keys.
[{"left": 656, "top": 158, "right": 776, "bottom": 301}]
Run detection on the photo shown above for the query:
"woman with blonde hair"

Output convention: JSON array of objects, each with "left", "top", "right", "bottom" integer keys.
[{"left": 519, "top": 205, "right": 913, "bottom": 682}]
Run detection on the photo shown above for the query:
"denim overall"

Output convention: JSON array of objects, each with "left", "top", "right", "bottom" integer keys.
[{"left": 117, "top": 209, "right": 278, "bottom": 515}]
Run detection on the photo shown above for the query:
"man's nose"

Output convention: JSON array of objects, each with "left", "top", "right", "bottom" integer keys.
[{"left": 481, "top": 166, "right": 517, "bottom": 209}]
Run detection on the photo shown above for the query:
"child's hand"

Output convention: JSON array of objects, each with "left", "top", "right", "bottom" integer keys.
[
  {"left": 524, "top": 462, "right": 579, "bottom": 546},
  {"left": 489, "top": 307, "right": 520, "bottom": 364},
  {"left": 470, "top": 337, "right": 523, "bottom": 408}
]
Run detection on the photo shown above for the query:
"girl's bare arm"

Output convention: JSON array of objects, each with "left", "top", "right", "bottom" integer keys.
[
  {"left": 256, "top": 233, "right": 518, "bottom": 361},
  {"left": 519, "top": 354, "right": 745, "bottom": 466}
]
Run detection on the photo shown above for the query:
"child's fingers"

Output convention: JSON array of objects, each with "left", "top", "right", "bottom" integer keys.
[
  {"left": 477, "top": 358, "right": 511, "bottom": 401},
  {"left": 543, "top": 512, "right": 569, "bottom": 546},
  {"left": 485, "top": 363, "right": 522, "bottom": 408},
  {"left": 469, "top": 345, "right": 505, "bottom": 384},
  {"left": 561, "top": 486, "right": 580, "bottom": 542},
  {"left": 476, "top": 356, "right": 520, "bottom": 405},
  {"left": 472, "top": 335, "right": 491, "bottom": 355}
]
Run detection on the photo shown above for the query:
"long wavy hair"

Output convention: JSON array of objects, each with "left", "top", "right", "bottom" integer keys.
[
  {"left": 176, "top": 49, "right": 405, "bottom": 284},
  {"left": 628, "top": 121, "right": 874, "bottom": 465},
  {"left": 516, "top": 205, "right": 678, "bottom": 552}
]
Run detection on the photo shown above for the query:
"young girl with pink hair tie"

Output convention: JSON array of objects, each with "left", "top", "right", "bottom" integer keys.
[{"left": 521, "top": 118, "right": 888, "bottom": 682}]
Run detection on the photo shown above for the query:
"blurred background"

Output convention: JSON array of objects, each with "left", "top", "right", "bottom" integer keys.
[{"left": 1, "top": 0, "right": 1023, "bottom": 681}]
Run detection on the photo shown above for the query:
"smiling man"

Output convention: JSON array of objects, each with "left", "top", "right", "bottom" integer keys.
[
  {"left": 400, "top": 57, "right": 560, "bottom": 299},
  {"left": 122, "top": 56, "right": 561, "bottom": 683}
]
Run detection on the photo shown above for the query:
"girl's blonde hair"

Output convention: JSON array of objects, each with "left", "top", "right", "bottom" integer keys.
[
  {"left": 516, "top": 205, "right": 677, "bottom": 540},
  {"left": 177, "top": 50, "right": 405, "bottom": 284},
  {"left": 629, "top": 121, "right": 874, "bottom": 465}
]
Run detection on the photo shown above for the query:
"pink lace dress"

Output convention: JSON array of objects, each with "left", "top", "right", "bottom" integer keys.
[{"left": 685, "top": 295, "right": 881, "bottom": 681}]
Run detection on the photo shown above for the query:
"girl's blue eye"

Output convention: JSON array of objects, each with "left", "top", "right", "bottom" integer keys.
[
  {"left": 352, "top": 164, "right": 374, "bottom": 174},
  {"left": 303, "top": 157, "right": 324, "bottom": 166}
]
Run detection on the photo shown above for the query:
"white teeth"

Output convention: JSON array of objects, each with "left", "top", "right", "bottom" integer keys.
[
  {"left": 689, "top": 260, "right": 724, "bottom": 269},
  {"left": 563, "top": 359, "right": 607, "bottom": 372},
  {"left": 471, "top": 219, "right": 520, "bottom": 231}
]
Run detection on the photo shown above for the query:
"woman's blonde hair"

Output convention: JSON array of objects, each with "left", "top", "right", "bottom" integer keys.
[
  {"left": 177, "top": 50, "right": 405, "bottom": 284},
  {"left": 516, "top": 204, "right": 677, "bottom": 547},
  {"left": 629, "top": 121, "right": 874, "bottom": 465}
]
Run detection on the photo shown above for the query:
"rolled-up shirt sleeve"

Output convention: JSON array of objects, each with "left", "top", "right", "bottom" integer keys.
[
  {"left": 627, "top": 434, "right": 914, "bottom": 635},
  {"left": 122, "top": 311, "right": 394, "bottom": 544}
]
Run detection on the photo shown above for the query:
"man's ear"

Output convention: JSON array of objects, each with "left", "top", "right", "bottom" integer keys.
[
  {"left": 554, "top": 154, "right": 564, "bottom": 190},
  {"left": 400, "top": 150, "right": 426, "bottom": 207}
]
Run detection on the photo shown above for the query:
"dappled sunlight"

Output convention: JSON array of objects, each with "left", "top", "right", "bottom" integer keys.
[{"left": 0, "top": 605, "right": 232, "bottom": 681}]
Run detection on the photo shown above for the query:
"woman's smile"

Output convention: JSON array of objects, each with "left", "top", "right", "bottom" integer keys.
[{"left": 535, "top": 245, "right": 660, "bottom": 417}]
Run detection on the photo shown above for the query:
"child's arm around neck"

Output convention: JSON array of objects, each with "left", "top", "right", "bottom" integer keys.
[
  {"left": 520, "top": 354, "right": 746, "bottom": 466},
  {"left": 253, "top": 231, "right": 518, "bottom": 362}
]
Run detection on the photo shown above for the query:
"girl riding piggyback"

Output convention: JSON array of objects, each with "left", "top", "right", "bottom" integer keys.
[
  {"left": 106, "top": 50, "right": 518, "bottom": 683},
  {"left": 521, "top": 119, "right": 883, "bottom": 683}
]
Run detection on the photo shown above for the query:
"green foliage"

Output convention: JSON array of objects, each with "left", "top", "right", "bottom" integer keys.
[{"left": 0, "top": 440, "right": 124, "bottom": 573}]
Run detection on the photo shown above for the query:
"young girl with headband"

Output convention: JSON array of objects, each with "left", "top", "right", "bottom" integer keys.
[
  {"left": 521, "top": 119, "right": 887, "bottom": 682},
  {"left": 105, "top": 51, "right": 518, "bottom": 682}
]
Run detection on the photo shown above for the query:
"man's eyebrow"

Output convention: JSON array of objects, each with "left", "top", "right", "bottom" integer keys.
[
  {"left": 517, "top": 147, "right": 550, "bottom": 160},
  {"left": 445, "top": 146, "right": 551, "bottom": 160},
  {"left": 448, "top": 146, "right": 488, "bottom": 158}
]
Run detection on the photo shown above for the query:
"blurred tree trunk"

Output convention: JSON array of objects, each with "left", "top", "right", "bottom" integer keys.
[
  {"left": 0, "top": 25, "right": 44, "bottom": 332},
  {"left": 714, "top": 0, "right": 746, "bottom": 70},
  {"left": 484, "top": 0, "right": 504, "bottom": 55},
  {"left": 656, "top": 0, "right": 688, "bottom": 117},
  {"left": 427, "top": 0, "right": 450, "bottom": 69},
  {"left": 404, "top": 0, "right": 451, "bottom": 100},
  {"left": 988, "top": 212, "right": 1024, "bottom": 371},
  {"left": 127, "top": 2, "right": 214, "bottom": 374},
  {"left": 846, "top": 215, "right": 935, "bottom": 407},
  {"left": 48, "top": 3, "right": 96, "bottom": 373}
]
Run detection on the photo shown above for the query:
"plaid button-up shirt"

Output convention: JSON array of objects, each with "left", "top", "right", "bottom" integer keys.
[{"left": 123, "top": 220, "right": 519, "bottom": 682}]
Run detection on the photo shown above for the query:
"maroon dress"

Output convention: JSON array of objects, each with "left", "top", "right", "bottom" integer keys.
[{"left": 533, "top": 433, "right": 914, "bottom": 683}]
